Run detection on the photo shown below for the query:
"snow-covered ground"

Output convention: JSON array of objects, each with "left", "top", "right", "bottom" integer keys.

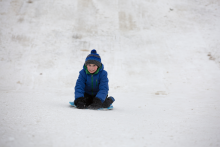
[{"left": 1, "top": 0, "right": 220, "bottom": 147}]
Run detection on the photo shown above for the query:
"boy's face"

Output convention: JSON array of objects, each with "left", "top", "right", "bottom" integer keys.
[{"left": 87, "top": 64, "right": 98, "bottom": 74}]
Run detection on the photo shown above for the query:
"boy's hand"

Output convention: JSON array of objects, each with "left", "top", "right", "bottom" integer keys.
[
  {"left": 74, "top": 97, "right": 86, "bottom": 109},
  {"left": 102, "top": 96, "right": 115, "bottom": 108},
  {"left": 88, "top": 97, "right": 103, "bottom": 110}
]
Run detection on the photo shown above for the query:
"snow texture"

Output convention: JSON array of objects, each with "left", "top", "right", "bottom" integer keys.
[{"left": 0, "top": 0, "right": 220, "bottom": 147}]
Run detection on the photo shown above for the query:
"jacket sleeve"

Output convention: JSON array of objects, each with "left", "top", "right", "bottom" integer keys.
[
  {"left": 96, "top": 70, "right": 109, "bottom": 102},
  {"left": 74, "top": 70, "right": 86, "bottom": 100}
]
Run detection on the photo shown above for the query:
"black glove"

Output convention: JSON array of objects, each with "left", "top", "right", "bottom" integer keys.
[
  {"left": 88, "top": 97, "right": 103, "bottom": 110},
  {"left": 102, "top": 97, "right": 114, "bottom": 108},
  {"left": 74, "top": 97, "right": 86, "bottom": 109}
]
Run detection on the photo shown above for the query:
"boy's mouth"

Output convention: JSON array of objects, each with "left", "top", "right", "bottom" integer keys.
[{"left": 89, "top": 70, "right": 95, "bottom": 73}]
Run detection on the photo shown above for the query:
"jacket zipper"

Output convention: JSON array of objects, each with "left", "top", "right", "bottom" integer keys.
[{"left": 91, "top": 75, "right": 93, "bottom": 95}]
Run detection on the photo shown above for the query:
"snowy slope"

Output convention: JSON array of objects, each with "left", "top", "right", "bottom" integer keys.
[{"left": 0, "top": 0, "right": 220, "bottom": 147}]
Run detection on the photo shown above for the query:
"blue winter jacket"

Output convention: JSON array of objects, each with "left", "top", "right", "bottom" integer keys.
[{"left": 75, "top": 64, "right": 109, "bottom": 102}]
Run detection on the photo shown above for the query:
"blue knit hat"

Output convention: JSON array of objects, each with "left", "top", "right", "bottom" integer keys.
[{"left": 85, "top": 49, "right": 101, "bottom": 67}]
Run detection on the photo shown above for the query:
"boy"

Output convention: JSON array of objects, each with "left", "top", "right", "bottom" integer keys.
[{"left": 74, "top": 49, "right": 115, "bottom": 109}]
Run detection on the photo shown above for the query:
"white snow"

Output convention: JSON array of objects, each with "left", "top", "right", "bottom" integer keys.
[{"left": 1, "top": 0, "right": 220, "bottom": 147}]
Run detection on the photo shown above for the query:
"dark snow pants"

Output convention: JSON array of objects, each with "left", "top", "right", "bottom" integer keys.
[{"left": 84, "top": 93, "right": 113, "bottom": 108}]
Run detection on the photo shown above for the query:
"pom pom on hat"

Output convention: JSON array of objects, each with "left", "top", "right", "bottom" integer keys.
[
  {"left": 91, "top": 49, "right": 97, "bottom": 54},
  {"left": 85, "top": 49, "right": 101, "bottom": 67}
]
